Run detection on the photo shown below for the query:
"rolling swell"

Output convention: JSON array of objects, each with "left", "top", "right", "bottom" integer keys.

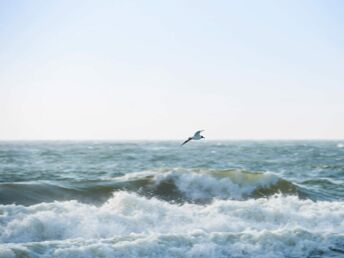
[
  {"left": 0, "top": 169, "right": 305, "bottom": 205},
  {"left": 0, "top": 181, "right": 115, "bottom": 205}
]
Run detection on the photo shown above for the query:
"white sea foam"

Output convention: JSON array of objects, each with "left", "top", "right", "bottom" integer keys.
[
  {"left": 337, "top": 143, "right": 344, "bottom": 148},
  {"left": 116, "top": 168, "right": 283, "bottom": 201},
  {"left": 1, "top": 192, "right": 344, "bottom": 257}
]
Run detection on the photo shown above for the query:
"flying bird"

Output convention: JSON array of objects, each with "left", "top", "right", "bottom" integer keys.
[{"left": 181, "top": 130, "right": 205, "bottom": 146}]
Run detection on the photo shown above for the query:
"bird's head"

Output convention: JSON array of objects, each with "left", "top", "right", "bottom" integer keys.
[{"left": 201, "top": 136, "right": 205, "bottom": 139}]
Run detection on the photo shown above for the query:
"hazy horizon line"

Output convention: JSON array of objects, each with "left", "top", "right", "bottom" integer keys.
[{"left": 0, "top": 138, "right": 343, "bottom": 142}]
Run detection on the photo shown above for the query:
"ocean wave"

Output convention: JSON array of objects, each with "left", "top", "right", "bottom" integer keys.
[
  {"left": 0, "top": 192, "right": 344, "bottom": 257},
  {"left": 0, "top": 169, "right": 304, "bottom": 205},
  {"left": 0, "top": 181, "right": 113, "bottom": 206},
  {"left": 116, "top": 168, "right": 301, "bottom": 203}
]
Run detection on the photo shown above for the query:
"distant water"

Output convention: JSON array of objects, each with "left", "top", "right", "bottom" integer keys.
[{"left": 0, "top": 141, "right": 343, "bottom": 258}]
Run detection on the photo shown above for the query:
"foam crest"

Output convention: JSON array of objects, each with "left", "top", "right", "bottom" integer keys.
[
  {"left": 118, "top": 168, "right": 298, "bottom": 202},
  {"left": 1, "top": 192, "right": 344, "bottom": 257},
  {"left": 1, "top": 192, "right": 344, "bottom": 238}
]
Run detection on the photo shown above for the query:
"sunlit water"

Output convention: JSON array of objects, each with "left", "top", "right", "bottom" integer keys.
[{"left": 0, "top": 141, "right": 343, "bottom": 257}]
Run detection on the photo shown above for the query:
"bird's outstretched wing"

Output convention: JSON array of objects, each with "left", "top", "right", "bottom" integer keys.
[
  {"left": 181, "top": 137, "right": 192, "bottom": 146},
  {"left": 194, "top": 130, "right": 204, "bottom": 137}
]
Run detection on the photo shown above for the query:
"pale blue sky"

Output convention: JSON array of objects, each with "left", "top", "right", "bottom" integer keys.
[{"left": 1, "top": 0, "right": 343, "bottom": 140}]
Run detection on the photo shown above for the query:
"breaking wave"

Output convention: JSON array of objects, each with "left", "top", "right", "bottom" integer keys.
[
  {"left": 0, "top": 169, "right": 304, "bottom": 205},
  {"left": 117, "top": 168, "right": 302, "bottom": 203},
  {"left": 0, "top": 192, "right": 344, "bottom": 257}
]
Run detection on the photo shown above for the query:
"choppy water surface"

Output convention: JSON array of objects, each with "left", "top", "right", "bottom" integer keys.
[{"left": 0, "top": 141, "right": 343, "bottom": 257}]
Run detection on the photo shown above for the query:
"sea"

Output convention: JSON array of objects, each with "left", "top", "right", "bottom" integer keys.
[{"left": 0, "top": 140, "right": 343, "bottom": 258}]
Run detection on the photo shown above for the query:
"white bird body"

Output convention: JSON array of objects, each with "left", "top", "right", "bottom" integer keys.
[
  {"left": 192, "top": 130, "right": 203, "bottom": 140},
  {"left": 181, "top": 130, "right": 205, "bottom": 146}
]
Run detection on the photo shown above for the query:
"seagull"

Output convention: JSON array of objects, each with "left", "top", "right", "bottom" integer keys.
[{"left": 181, "top": 130, "right": 205, "bottom": 146}]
